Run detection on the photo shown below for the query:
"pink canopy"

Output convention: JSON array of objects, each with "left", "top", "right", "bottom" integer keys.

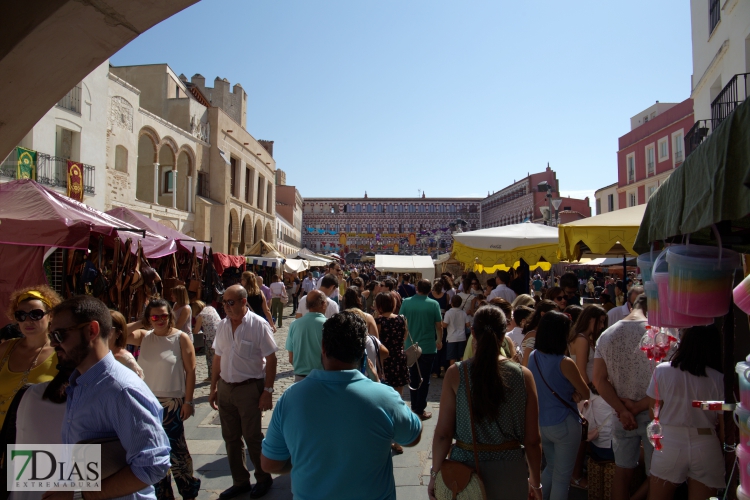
[
  {"left": 106, "top": 206, "right": 208, "bottom": 257},
  {"left": 0, "top": 179, "right": 143, "bottom": 249}
]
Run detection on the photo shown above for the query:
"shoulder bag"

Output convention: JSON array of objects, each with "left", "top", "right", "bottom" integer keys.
[
  {"left": 533, "top": 354, "right": 589, "bottom": 441},
  {"left": 434, "top": 361, "right": 487, "bottom": 500},
  {"left": 402, "top": 315, "right": 422, "bottom": 390}
]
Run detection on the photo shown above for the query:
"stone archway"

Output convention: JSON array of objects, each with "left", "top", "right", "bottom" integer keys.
[
  {"left": 228, "top": 208, "right": 240, "bottom": 254},
  {"left": 254, "top": 220, "right": 263, "bottom": 244},
  {"left": 239, "top": 214, "right": 253, "bottom": 254},
  {"left": 136, "top": 129, "right": 158, "bottom": 202},
  {"left": 264, "top": 222, "right": 273, "bottom": 243}
]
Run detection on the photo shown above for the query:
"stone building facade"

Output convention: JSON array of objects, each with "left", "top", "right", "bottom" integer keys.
[
  {"left": 106, "top": 66, "right": 277, "bottom": 254},
  {"left": 302, "top": 196, "right": 481, "bottom": 254},
  {"left": 275, "top": 177, "right": 303, "bottom": 257}
]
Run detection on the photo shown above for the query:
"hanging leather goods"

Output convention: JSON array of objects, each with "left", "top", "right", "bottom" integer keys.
[{"left": 110, "top": 238, "right": 121, "bottom": 308}]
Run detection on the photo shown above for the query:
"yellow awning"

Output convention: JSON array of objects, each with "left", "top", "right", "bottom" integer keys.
[
  {"left": 557, "top": 205, "right": 646, "bottom": 261},
  {"left": 473, "top": 260, "right": 552, "bottom": 274},
  {"left": 452, "top": 239, "right": 559, "bottom": 269}
]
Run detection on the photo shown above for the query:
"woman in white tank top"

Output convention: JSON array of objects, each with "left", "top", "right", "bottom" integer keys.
[{"left": 127, "top": 299, "right": 200, "bottom": 500}]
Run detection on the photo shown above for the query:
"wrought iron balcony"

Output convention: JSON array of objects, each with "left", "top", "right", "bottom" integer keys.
[
  {"left": 684, "top": 120, "right": 713, "bottom": 159},
  {"left": 282, "top": 233, "right": 301, "bottom": 247},
  {"left": 711, "top": 73, "right": 749, "bottom": 127},
  {"left": 0, "top": 150, "right": 95, "bottom": 194}
]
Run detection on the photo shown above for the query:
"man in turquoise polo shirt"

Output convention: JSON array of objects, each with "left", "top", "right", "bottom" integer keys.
[
  {"left": 261, "top": 311, "right": 422, "bottom": 500},
  {"left": 399, "top": 279, "right": 443, "bottom": 420},
  {"left": 286, "top": 290, "right": 327, "bottom": 381}
]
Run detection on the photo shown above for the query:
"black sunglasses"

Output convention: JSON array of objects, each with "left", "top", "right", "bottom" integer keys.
[
  {"left": 49, "top": 322, "right": 91, "bottom": 344},
  {"left": 222, "top": 299, "right": 239, "bottom": 306},
  {"left": 554, "top": 296, "right": 567, "bottom": 302},
  {"left": 14, "top": 309, "right": 48, "bottom": 322}
]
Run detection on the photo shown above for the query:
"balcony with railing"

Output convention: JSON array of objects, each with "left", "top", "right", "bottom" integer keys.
[
  {"left": 282, "top": 233, "right": 301, "bottom": 248},
  {"left": 711, "top": 73, "right": 749, "bottom": 126},
  {"left": 685, "top": 73, "right": 749, "bottom": 158},
  {"left": 0, "top": 149, "right": 95, "bottom": 194},
  {"left": 56, "top": 84, "right": 82, "bottom": 114}
]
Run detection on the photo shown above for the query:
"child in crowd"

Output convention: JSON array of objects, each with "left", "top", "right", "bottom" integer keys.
[
  {"left": 441, "top": 294, "right": 470, "bottom": 366},
  {"left": 508, "top": 305, "right": 534, "bottom": 348}
]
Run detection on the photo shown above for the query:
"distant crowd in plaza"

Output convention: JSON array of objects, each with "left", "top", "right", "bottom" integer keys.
[{"left": 0, "top": 258, "right": 725, "bottom": 500}]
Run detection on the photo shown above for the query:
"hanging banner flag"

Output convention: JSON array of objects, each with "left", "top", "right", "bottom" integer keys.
[
  {"left": 394, "top": 243, "right": 399, "bottom": 254},
  {"left": 66, "top": 160, "right": 84, "bottom": 202},
  {"left": 408, "top": 233, "right": 417, "bottom": 246},
  {"left": 339, "top": 233, "right": 347, "bottom": 245},
  {"left": 16, "top": 147, "right": 36, "bottom": 180}
]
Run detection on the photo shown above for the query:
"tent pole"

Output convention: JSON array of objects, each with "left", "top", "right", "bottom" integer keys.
[{"left": 623, "top": 255, "right": 627, "bottom": 287}]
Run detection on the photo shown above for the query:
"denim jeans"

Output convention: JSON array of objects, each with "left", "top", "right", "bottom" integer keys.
[
  {"left": 540, "top": 413, "right": 581, "bottom": 500},
  {"left": 408, "top": 353, "right": 435, "bottom": 415}
]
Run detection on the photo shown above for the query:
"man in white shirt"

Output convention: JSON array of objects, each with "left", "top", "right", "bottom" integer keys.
[
  {"left": 317, "top": 262, "right": 343, "bottom": 303},
  {"left": 296, "top": 274, "right": 340, "bottom": 319},
  {"left": 488, "top": 270, "right": 517, "bottom": 303},
  {"left": 301, "top": 273, "right": 315, "bottom": 296},
  {"left": 209, "top": 285, "right": 278, "bottom": 499},
  {"left": 607, "top": 286, "right": 644, "bottom": 326}
]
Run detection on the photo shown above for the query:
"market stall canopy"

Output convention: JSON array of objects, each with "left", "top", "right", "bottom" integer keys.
[
  {"left": 245, "top": 240, "right": 284, "bottom": 259},
  {"left": 558, "top": 204, "right": 646, "bottom": 260},
  {"left": 293, "top": 248, "right": 334, "bottom": 267},
  {"left": 375, "top": 254, "right": 435, "bottom": 282},
  {"left": 634, "top": 99, "right": 750, "bottom": 253},
  {"left": 473, "top": 260, "right": 552, "bottom": 274},
  {"left": 284, "top": 259, "right": 309, "bottom": 273},
  {"left": 106, "top": 206, "right": 207, "bottom": 256},
  {"left": 452, "top": 222, "right": 559, "bottom": 268},
  {"left": 0, "top": 180, "right": 161, "bottom": 250},
  {"left": 246, "top": 255, "right": 284, "bottom": 269}
]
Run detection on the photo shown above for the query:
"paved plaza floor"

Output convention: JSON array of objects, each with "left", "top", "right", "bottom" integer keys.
[{"left": 181, "top": 304, "right": 586, "bottom": 500}]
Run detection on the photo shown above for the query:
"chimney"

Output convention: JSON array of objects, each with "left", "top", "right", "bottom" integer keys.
[
  {"left": 259, "top": 140, "right": 274, "bottom": 157},
  {"left": 191, "top": 73, "right": 205, "bottom": 88},
  {"left": 275, "top": 169, "right": 286, "bottom": 186}
]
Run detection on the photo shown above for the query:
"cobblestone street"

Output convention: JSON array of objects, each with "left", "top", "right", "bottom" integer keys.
[{"left": 184, "top": 303, "right": 445, "bottom": 500}]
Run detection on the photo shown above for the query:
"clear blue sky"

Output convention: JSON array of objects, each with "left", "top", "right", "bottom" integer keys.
[{"left": 111, "top": 0, "right": 693, "bottom": 202}]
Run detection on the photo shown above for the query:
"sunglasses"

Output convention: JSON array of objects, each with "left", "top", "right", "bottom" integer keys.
[
  {"left": 14, "top": 309, "right": 48, "bottom": 322},
  {"left": 49, "top": 322, "right": 91, "bottom": 344},
  {"left": 554, "top": 296, "right": 567, "bottom": 302},
  {"left": 222, "top": 299, "right": 238, "bottom": 306},
  {"left": 150, "top": 314, "right": 170, "bottom": 322}
]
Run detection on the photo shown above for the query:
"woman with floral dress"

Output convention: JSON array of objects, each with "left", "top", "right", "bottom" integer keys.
[{"left": 374, "top": 291, "right": 410, "bottom": 453}]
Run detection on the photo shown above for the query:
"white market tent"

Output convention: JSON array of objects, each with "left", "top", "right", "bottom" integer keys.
[
  {"left": 284, "top": 258, "right": 310, "bottom": 273},
  {"left": 375, "top": 254, "right": 435, "bottom": 282}
]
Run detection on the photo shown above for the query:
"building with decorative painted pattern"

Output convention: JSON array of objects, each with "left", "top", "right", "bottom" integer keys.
[{"left": 302, "top": 195, "right": 481, "bottom": 255}]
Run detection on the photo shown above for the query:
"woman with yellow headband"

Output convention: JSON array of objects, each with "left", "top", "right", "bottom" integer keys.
[{"left": 0, "top": 285, "right": 62, "bottom": 428}]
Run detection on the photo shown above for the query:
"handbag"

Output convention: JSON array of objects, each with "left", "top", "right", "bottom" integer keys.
[
  {"left": 434, "top": 361, "right": 487, "bottom": 500},
  {"left": 533, "top": 355, "right": 589, "bottom": 441},
  {"left": 402, "top": 315, "right": 423, "bottom": 390},
  {"left": 582, "top": 395, "right": 612, "bottom": 442}
]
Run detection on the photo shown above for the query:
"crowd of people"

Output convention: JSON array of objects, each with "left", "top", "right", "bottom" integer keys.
[{"left": 0, "top": 260, "right": 727, "bottom": 500}]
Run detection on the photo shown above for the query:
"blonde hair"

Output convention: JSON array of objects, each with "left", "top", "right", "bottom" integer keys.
[
  {"left": 191, "top": 300, "right": 206, "bottom": 316},
  {"left": 172, "top": 285, "right": 189, "bottom": 306},
  {"left": 7, "top": 284, "right": 62, "bottom": 322},
  {"left": 512, "top": 294, "right": 536, "bottom": 308},
  {"left": 242, "top": 271, "right": 261, "bottom": 296}
]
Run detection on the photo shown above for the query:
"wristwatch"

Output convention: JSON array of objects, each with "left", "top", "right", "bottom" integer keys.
[
  {"left": 430, "top": 466, "right": 438, "bottom": 479},
  {"left": 264, "top": 387, "right": 275, "bottom": 394},
  {"left": 185, "top": 400, "right": 194, "bottom": 407}
]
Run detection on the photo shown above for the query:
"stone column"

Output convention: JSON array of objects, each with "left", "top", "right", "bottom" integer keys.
[
  {"left": 172, "top": 171, "right": 177, "bottom": 209},
  {"left": 153, "top": 163, "right": 160, "bottom": 204},
  {"left": 187, "top": 176, "right": 192, "bottom": 213}
]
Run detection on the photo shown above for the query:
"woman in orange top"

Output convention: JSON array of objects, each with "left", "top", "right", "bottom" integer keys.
[{"left": 0, "top": 285, "right": 62, "bottom": 428}]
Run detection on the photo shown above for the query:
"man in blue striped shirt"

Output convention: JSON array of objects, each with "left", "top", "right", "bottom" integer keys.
[{"left": 45, "top": 296, "right": 171, "bottom": 500}]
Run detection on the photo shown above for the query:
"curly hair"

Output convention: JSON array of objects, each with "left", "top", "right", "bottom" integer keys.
[
  {"left": 7, "top": 284, "right": 62, "bottom": 322},
  {"left": 322, "top": 311, "right": 366, "bottom": 364}
]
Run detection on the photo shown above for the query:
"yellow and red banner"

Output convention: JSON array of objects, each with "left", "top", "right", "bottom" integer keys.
[{"left": 66, "top": 160, "right": 84, "bottom": 202}]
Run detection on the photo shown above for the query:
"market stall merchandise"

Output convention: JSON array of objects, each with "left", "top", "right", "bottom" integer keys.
[
  {"left": 374, "top": 254, "right": 435, "bottom": 282},
  {"left": 0, "top": 180, "right": 166, "bottom": 327},
  {"left": 106, "top": 206, "right": 208, "bottom": 256},
  {"left": 632, "top": 99, "right": 750, "bottom": 496}
]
